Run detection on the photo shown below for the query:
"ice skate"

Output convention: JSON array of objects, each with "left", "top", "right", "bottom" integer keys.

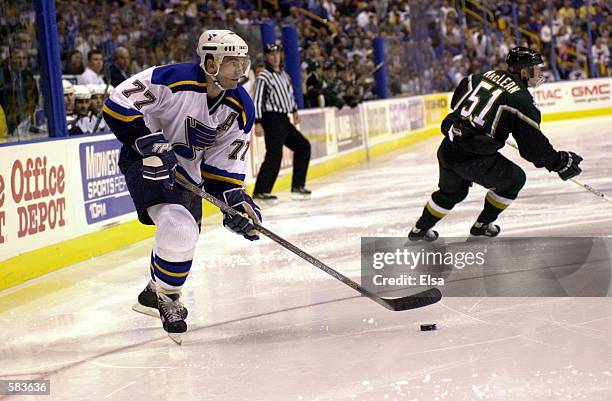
[
  {"left": 253, "top": 192, "right": 279, "bottom": 204},
  {"left": 157, "top": 292, "right": 187, "bottom": 345},
  {"left": 469, "top": 222, "right": 500, "bottom": 237},
  {"left": 291, "top": 187, "right": 311, "bottom": 200},
  {"left": 408, "top": 227, "right": 439, "bottom": 242},
  {"left": 132, "top": 281, "right": 187, "bottom": 320}
]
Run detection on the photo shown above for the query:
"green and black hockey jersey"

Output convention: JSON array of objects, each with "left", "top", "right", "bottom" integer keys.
[{"left": 441, "top": 69, "right": 560, "bottom": 170}]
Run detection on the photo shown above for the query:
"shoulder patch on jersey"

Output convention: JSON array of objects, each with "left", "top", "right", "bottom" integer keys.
[
  {"left": 222, "top": 85, "right": 255, "bottom": 133},
  {"left": 151, "top": 63, "right": 207, "bottom": 93}
]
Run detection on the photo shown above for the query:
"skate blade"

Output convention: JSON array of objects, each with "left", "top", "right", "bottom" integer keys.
[
  {"left": 258, "top": 198, "right": 279, "bottom": 205},
  {"left": 132, "top": 303, "right": 159, "bottom": 318},
  {"left": 168, "top": 333, "right": 183, "bottom": 345},
  {"left": 291, "top": 194, "right": 311, "bottom": 201}
]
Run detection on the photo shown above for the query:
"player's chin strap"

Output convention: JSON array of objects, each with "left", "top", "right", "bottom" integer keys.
[
  {"left": 202, "top": 65, "right": 230, "bottom": 91},
  {"left": 506, "top": 140, "right": 612, "bottom": 205}
]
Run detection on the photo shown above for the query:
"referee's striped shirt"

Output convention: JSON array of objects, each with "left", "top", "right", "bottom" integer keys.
[{"left": 253, "top": 67, "right": 297, "bottom": 122}]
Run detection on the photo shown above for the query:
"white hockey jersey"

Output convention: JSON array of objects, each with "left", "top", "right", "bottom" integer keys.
[{"left": 103, "top": 63, "right": 254, "bottom": 186}]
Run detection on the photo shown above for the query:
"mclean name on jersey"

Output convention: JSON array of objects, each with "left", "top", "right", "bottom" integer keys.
[{"left": 482, "top": 71, "right": 521, "bottom": 94}]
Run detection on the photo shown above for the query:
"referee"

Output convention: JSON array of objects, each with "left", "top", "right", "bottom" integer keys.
[{"left": 252, "top": 43, "right": 312, "bottom": 202}]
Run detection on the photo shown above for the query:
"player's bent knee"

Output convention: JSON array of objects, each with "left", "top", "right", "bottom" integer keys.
[
  {"left": 515, "top": 167, "right": 527, "bottom": 192},
  {"left": 150, "top": 204, "right": 199, "bottom": 261},
  {"left": 499, "top": 167, "right": 527, "bottom": 198}
]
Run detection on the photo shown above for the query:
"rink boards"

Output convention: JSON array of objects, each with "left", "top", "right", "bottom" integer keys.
[{"left": 0, "top": 77, "right": 610, "bottom": 290}]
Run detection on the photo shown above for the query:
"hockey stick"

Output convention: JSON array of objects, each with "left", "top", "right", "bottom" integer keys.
[
  {"left": 506, "top": 141, "right": 612, "bottom": 205},
  {"left": 176, "top": 175, "right": 442, "bottom": 311}
]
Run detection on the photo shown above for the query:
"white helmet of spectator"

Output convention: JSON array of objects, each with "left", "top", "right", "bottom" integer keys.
[
  {"left": 86, "top": 84, "right": 113, "bottom": 96},
  {"left": 62, "top": 79, "right": 75, "bottom": 95},
  {"left": 73, "top": 85, "right": 92, "bottom": 100},
  {"left": 197, "top": 29, "right": 250, "bottom": 89}
]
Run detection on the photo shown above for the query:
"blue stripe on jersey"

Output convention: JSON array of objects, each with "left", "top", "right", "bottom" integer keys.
[
  {"left": 223, "top": 86, "right": 255, "bottom": 133},
  {"left": 151, "top": 63, "right": 207, "bottom": 90},
  {"left": 201, "top": 163, "right": 246, "bottom": 181},
  {"left": 104, "top": 98, "right": 143, "bottom": 116}
]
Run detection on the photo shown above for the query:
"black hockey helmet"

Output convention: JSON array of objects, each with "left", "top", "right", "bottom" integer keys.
[
  {"left": 264, "top": 42, "right": 283, "bottom": 54},
  {"left": 506, "top": 46, "right": 543, "bottom": 72}
]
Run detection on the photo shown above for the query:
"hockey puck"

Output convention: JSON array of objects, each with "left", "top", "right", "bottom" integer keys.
[{"left": 420, "top": 323, "right": 437, "bottom": 331}]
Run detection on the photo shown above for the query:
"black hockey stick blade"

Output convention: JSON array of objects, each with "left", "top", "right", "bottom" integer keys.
[{"left": 378, "top": 288, "right": 442, "bottom": 311}]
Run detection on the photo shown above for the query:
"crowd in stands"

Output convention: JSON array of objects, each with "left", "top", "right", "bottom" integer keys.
[{"left": 0, "top": 0, "right": 609, "bottom": 138}]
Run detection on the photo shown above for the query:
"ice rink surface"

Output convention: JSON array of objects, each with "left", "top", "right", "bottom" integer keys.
[{"left": 1, "top": 116, "right": 611, "bottom": 401}]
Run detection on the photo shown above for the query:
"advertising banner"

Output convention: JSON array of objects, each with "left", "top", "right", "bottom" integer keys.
[
  {"left": 533, "top": 78, "right": 611, "bottom": 113},
  {"left": 424, "top": 93, "right": 450, "bottom": 126},
  {"left": 78, "top": 139, "right": 134, "bottom": 225},
  {"left": 335, "top": 107, "right": 364, "bottom": 152},
  {"left": 0, "top": 143, "right": 77, "bottom": 260}
]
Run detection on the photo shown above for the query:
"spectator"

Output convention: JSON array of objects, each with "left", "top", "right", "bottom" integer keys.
[
  {"left": 77, "top": 49, "right": 105, "bottom": 85},
  {"left": 559, "top": 0, "right": 576, "bottom": 21},
  {"left": 579, "top": 3, "right": 597, "bottom": 21},
  {"left": 321, "top": 61, "right": 345, "bottom": 108},
  {"left": 236, "top": 9, "right": 251, "bottom": 25},
  {"left": 109, "top": 47, "right": 131, "bottom": 87},
  {"left": 86, "top": 84, "right": 111, "bottom": 132},
  {"left": 591, "top": 36, "right": 610, "bottom": 76},
  {"left": 568, "top": 60, "right": 587, "bottom": 80},
  {"left": 70, "top": 85, "right": 92, "bottom": 135},
  {"left": 0, "top": 47, "right": 39, "bottom": 134},
  {"left": 131, "top": 47, "right": 151, "bottom": 74},
  {"left": 64, "top": 49, "right": 84, "bottom": 75},
  {"left": 304, "top": 60, "right": 324, "bottom": 108},
  {"left": 62, "top": 79, "right": 75, "bottom": 116},
  {"left": 284, "top": 7, "right": 302, "bottom": 25}
]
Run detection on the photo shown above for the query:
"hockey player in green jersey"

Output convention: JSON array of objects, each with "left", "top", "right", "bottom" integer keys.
[{"left": 409, "top": 47, "right": 583, "bottom": 241}]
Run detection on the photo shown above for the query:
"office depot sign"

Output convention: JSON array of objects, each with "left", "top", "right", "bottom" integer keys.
[{"left": 0, "top": 147, "right": 72, "bottom": 259}]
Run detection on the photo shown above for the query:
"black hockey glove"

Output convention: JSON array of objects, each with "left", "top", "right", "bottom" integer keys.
[
  {"left": 222, "top": 188, "right": 262, "bottom": 241},
  {"left": 554, "top": 151, "right": 583, "bottom": 181},
  {"left": 134, "top": 132, "right": 178, "bottom": 190}
]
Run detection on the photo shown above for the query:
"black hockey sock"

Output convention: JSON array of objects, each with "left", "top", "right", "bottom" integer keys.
[
  {"left": 415, "top": 189, "right": 468, "bottom": 230},
  {"left": 476, "top": 190, "right": 517, "bottom": 224}
]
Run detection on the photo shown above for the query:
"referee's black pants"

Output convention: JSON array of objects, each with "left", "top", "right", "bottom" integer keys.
[{"left": 254, "top": 112, "right": 311, "bottom": 194}]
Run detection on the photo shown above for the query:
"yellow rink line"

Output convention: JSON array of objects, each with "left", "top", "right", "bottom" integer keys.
[{"left": 1, "top": 107, "right": 610, "bottom": 293}]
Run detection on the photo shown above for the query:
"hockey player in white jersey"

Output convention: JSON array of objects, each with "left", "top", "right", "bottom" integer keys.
[
  {"left": 70, "top": 85, "right": 92, "bottom": 134},
  {"left": 86, "top": 84, "right": 112, "bottom": 132},
  {"left": 103, "top": 30, "right": 259, "bottom": 343}
]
